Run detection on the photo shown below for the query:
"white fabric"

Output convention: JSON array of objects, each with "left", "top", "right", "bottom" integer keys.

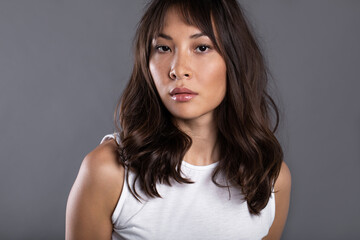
[{"left": 100, "top": 133, "right": 275, "bottom": 240}]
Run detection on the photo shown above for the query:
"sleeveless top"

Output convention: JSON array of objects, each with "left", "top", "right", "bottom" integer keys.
[{"left": 100, "top": 133, "right": 275, "bottom": 240}]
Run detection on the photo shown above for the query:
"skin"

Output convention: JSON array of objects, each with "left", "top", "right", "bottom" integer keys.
[
  {"left": 66, "top": 7, "right": 291, "bottom": 240},
  {"left": 149, "top": 7, "right": 226, "bottom": 166},
  {"left": 66, "top": 139, "right": 123, "bottom": 239}
]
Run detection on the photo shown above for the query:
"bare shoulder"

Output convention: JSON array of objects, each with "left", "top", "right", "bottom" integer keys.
[
  {"left": 79, "top": 138, "right": 125, "bottom": 204},
  {"left": 274, "top": 161, "right": 292, "bottom": 192},
  {"left": 263, "top": 161, "right": 291, "bottom": 240},
  {"left": 66, "top": 138, "right": 125, "bottom": 240},
  {"left": 84, "top": 138, "right": 124, "bottom": 179}
]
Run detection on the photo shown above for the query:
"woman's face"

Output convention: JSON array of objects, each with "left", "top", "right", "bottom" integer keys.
[{"left": 149, "top": 7, "right": 226, "bottom": 122}]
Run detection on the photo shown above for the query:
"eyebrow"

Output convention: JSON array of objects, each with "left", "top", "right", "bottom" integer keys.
[{"left": 158, "top": 32, "right": 207, "bottom": 40}]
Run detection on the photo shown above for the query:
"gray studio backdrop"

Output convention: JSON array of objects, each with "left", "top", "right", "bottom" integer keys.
[{"left": 0, "top": 0, "right": 359, "bottom": 239}]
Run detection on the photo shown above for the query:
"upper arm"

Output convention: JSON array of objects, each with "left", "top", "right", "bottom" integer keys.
[
  {"left": 263, "top": 161, "right": 292, "bottom": 240},
  {"left": 66, "top": 139, "right": 124, "bottom": 240}
]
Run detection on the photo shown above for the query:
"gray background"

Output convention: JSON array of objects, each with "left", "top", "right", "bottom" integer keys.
[{"left": 0, "top": 0, "right": 359, "bottom": 239}]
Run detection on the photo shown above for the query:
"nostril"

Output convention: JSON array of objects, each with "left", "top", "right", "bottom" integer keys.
[
  {"left": 170, "top": 72, "right": 177, "bottom": 80},
  {"left": 169, "top": 71, "right": 191, "bottom": 80}
]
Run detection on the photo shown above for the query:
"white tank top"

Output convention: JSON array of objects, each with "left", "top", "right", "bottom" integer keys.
[{"left": 100, "top": 133, "right": 275, "bottom": 240}]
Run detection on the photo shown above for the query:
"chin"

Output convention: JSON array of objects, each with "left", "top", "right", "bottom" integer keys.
[
  {"left": 170, "top": 112, "right": 198, "bottom": 121},
  {"left": 168, "top": 109, "right": 215, "bottom": 122}
]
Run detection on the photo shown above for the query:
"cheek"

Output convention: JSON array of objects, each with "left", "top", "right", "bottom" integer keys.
[
  {"left": 149, "top": 59, "right": 167, "bottom": 94},
  {"left": 202, "top": 59, "right": 227, "bottom": 96}
]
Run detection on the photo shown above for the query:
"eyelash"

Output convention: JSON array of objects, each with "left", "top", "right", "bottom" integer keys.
[
  {"left": 155, "top": 45, "right": 212, "bottom": 53},
  {"left": 195, "top": 45, "right": 211, "bottom": 53},
  {"left": 155, "top": 45, "right": 171, "bottom": 53}
]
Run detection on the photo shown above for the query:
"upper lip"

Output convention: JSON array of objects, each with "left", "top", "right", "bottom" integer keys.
[{"left": 170, "top": 87, "right": 198, "bottom": 96}]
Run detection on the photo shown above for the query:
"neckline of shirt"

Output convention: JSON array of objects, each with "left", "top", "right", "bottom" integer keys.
[
  {"left": 105, "top": 133, "right": 219, "bottom": 171},
  {"left": 181, "top": 160, "right": 219, "bottom": 171}
]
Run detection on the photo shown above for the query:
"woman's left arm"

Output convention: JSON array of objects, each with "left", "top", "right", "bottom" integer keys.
[{"left": 263, "top": 162, "right": 292, "bottom": 240}]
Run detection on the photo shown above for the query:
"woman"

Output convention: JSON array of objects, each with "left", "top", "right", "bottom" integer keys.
[{"left": 66, "top": 0, "right": 291, "bottom": 239}]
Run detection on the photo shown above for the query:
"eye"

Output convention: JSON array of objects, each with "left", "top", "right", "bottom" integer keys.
[
  {"left": 195, "top": 45, "right": 211, "bottom": 53},
  {"left": 155, "top": 45, "right": 171, "bottom": 53}
]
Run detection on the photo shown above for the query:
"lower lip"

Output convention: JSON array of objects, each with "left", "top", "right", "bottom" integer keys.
[{"left": 171, "top": 94, "right": 197, "bottom": 102}]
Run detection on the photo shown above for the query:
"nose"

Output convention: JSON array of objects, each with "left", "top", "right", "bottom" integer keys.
[{"left": 169, "top": 51, "right": 192, "bottom": 80}]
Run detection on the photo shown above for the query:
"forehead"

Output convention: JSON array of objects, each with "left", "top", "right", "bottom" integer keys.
[
  {"left": 161, "top": 7, "right": 202, "bottom": 33},
  {"left": 148, "top": 3, "right": 221, "bottom": 51}
]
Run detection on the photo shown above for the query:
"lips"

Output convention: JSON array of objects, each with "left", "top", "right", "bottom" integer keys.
[
  {"left": 170, "top": 87, "right": 198, "bottom": 95},
  {"left": 169, "top": 87, "right": 198, "bottom": 102}
]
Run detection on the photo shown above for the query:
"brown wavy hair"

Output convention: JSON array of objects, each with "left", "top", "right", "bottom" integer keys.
[{"left": 114, "top": 0, "right": 283, "bottom": 215}]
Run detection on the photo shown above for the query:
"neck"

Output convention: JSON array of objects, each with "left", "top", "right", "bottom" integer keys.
[{"left": 175, "top": 114, "right": 219, "bottom": 166}]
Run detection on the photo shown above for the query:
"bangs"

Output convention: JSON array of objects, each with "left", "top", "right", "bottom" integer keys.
[{"left": 145, "top": 0, "right": 220, "bottom": 50}]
